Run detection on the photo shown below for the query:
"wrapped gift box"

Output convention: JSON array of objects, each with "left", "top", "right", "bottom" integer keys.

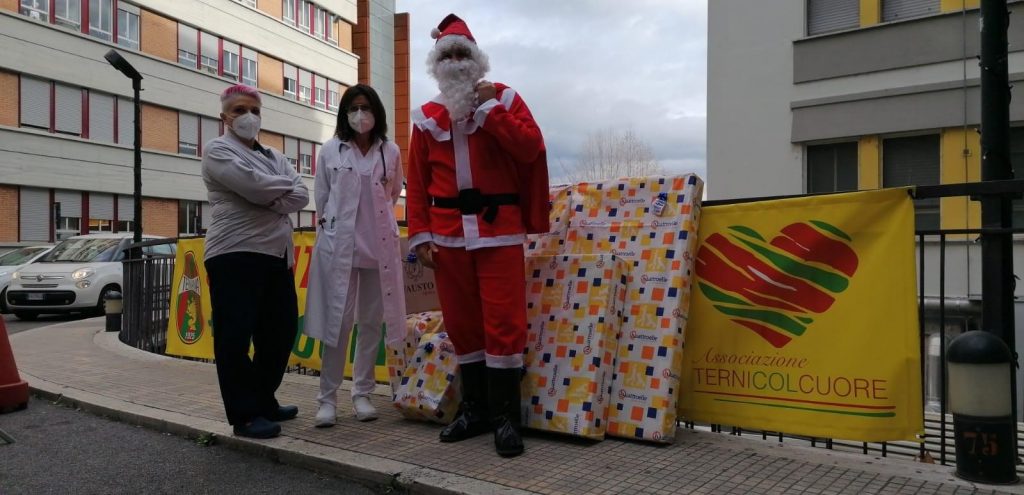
[
  {"left": 392, "top": 330, "right": 462, "bottom": 424},
  {"left": 521, "top": 254, "right": 628, "bottom": 440},
  {"left": 386, "top": 311, "right": 445, "bottom": 399},
  {"left": 564, "top": 174, "right": 703, "bottom": 443},
  {"left": 525, "top": 184, "right": 573, "bottom": 257}
]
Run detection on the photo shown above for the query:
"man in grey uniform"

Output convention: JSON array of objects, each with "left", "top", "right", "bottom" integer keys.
[{"left": 202, "top": 84, "right": 309, "bottom": 439}]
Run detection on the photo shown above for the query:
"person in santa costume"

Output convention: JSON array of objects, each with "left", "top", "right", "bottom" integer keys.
[{"left": 407, "top": 13, "right": 549, "bottom": 457}]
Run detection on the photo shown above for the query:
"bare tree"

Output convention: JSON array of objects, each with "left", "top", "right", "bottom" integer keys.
[{"left": 561, "top": 128, "right": 665, "bottom": 183}]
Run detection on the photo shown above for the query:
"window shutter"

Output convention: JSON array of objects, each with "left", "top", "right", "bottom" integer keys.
[
  {"left": 179, "top": 113, "right": 199, "bottom": 146},
  {"left": 19, "top": 77, "right": 51, "bottom": 128},
  {"left": 19, "top": 187, "right": 50, "bottom": 242},
  {"left": 807, "top": 0, "right": 860, "bottom": 35},
  {"left": 201, "top": 202, "right": 213, "bottom": 231},
  {"left": 200, "top": 116, "right": 221, "bottom": 151},
  {"left": 882, "top": 0, "right": 939, "bottom": 22},
  {"left": 118, "top": 195, "right": 135, "bottom": 221},
  {"left": 883, "top": 134, "right": 940, "bottom": 229},
  {"left": 285, "top": 137, "right": 298, "bottom": 161},
  {"left": 117, "top": 97, "right": 135, "bottom": 145},
  {"left": 54, "top": 84, "right": 83, "bottom": 135},
  {"left": 55, "top": 190, "right": 82, "bottom": 218},
  {"left": 90, "top": 193, "right": 114, "bottom": 220},
  {"left": 89, "top": 92, "right": 115, "bottom": 143}
]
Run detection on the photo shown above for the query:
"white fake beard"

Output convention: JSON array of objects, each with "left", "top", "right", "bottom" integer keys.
[{"left": 432, "top": 58, "right": 487, "bottom": 121}]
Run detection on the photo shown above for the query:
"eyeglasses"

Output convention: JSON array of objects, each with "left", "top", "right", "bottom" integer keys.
[
  {"left": 347, "top": 104, "right": 372, "bottom": 113},
  {"left": 438, "top": 48, "right": 471, "bottom": 61}
]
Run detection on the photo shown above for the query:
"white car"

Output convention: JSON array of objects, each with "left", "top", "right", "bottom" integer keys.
[
  {"left": 5, "top": 234, "right": 174, "bottom": 320},
  {"left": 0, "top": 245, "right": 54, "bottom": 314}
]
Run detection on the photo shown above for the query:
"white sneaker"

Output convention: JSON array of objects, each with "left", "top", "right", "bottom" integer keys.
[
  {"left": 314, "top": 403, "right": 336, "bottom": 428},
  {"left": 353, "top": 396, "right": 378, "bottom": 422}
]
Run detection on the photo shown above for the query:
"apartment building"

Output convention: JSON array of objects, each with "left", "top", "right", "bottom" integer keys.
[
  {"left": 0, "top": 0, "right": 409, "bottom": 243},
  {"left": 707, "top": 0, "right": 1023, "bottom": 414}
]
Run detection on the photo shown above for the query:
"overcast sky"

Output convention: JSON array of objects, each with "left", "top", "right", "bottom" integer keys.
[{"left": 394, "top": 0, "right": 708, "bottom": 183}]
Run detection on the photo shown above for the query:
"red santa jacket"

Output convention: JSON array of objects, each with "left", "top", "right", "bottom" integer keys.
[{"left": 406, "top": 83, "right": 550, "bottom": 251}]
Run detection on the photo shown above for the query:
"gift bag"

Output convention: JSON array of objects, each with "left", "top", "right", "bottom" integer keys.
[
  {"left": 392, "top": 330, "right": 462, "bottom": 424},
  {"left": 386, "top": 311, "right": 445, "bottom": 397}
]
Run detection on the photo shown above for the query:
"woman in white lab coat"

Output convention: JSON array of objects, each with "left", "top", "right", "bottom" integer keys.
[{"left": 304, "top": 84, "right": 406, "bottom": 426}]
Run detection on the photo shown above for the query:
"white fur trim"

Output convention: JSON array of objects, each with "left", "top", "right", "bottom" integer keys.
[
  {"left": 431, "top": 27, "right": 441, "bottom": 39},
  {"left": 485, "top": 353, "right": 523, "bottom": 369},
  {"left": 431, "top": 233, "right": 467, "bottom": 248},
  {"left": 408, "top": 232, "right": 433, "bottom": 252},
  {"left": 499, "top": 88, "right": 516, "bottom": 110},
  {"left": 412, "top": 106, "right": 451, "bottom": 142},
  {"left": 466, "top": 233, "right": 526, "bottom": 251},
  {"left": 473, "top": 99, "right": 499, "bottom": 128},
  {"left": 457, "top": 350, "right": 486, "bottom": 364}
]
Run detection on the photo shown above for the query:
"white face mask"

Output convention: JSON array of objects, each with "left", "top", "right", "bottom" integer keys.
[
  {"left": 347, "top": 110, "right": 375, "bottom": 134},
  {"left": 231, "top": 112, "right": 261, "bottom": 141}
]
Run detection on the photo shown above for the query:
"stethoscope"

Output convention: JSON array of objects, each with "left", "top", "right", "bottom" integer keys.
[{"left": 338, "top": 141, "right": 388, "bottom": 187}]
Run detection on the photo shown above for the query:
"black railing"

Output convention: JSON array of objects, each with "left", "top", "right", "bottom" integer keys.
[
  {"left": 689, "top": 179, "right": 1024, "bottom": 472},
  {"left": 119, "top": 238, "right": 177, "bottom": 354}
]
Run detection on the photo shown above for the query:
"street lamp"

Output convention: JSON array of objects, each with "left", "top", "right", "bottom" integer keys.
[
  {"left": 103, "top": 49, "right": 143, "bottom": 245},
  {"left": 947, "top": 330, "right": 1018, "bottom": 484}
]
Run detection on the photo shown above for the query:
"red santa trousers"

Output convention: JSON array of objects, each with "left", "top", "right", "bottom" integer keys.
[{"left": 432, "top": 244, "right": 526, "bottom": 369}]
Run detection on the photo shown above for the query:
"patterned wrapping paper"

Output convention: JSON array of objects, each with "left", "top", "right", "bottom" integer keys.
[
  {"left": 564, "top": 174, "right": 704, "bottom": 443},
  {"left": 391, "top": 330, "right": 462, "bottom": 424},
  {"left": 525, "top": 184, "right": 574, "bottom": 257},
  {"left": 385, "top": 311, "right": 445, "bottom": 399},
  {"left": 521, "top": 254, "right": 629, "bottom": 440}
]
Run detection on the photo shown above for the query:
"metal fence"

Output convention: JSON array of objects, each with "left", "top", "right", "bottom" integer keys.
[{"left": 119, "top": 239, "right": 177, "bottom": 354}]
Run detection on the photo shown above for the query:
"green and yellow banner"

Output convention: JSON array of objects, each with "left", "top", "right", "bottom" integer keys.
[
  {"left": 679, "top": 188, "right": 923, "bottom": 442},
  {"left": 165, "top": 233, "right": 390, "bottom": 382}
]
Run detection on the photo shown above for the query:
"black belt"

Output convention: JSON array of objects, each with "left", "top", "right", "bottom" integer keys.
[{"left": 432, "top": 189, "right": 519, "bottom": 223}]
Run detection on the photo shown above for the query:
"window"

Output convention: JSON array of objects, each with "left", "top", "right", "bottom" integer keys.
[
  {"left": 1011, "top": 127, "right": 1024, "bottom": 229},
  {"left": 327, "top": 80, "right": 340, "bottom": 111},
  {"left": 200, "top": 31, "right": 220, "bottom": 76},
  {"left": 19, "top": 77, "right": 51, "bottom": 130},
  {"left": 242, "top": 47, "right": 258, "bottom": 87},
  {"left": 284, "top": 137, "right": 299, "bottom": 170},
  {"left": 116, "top": 220, "right": 134, "bottom": 232},
  {"left": 222, "top": 40, "right": 240, "bottom": 81},
  {"left": 178, "top": 113, "right": 200, "bottom": 156},
  {"left": 298, "top": 69, "right": 312, "bottom": 104},
  {"left": 314, "top": 74, "right": 327, "bottom": 109},
  {"left": 89, "top": 219, "right": 113, "bottom": 232},
  {"left": 56, "top": 217, "right": 81, "bottom": 240},
  {"left": 883, "top": 134, "right": 940, "bottom": 230},
  {"left": 179, "top": 201, "right": 201, "bottom": 236},
  {"left": 54, "top": 190, "right": 82, "bottom": 240},
  {"left": 116, "top": 195, "right": 134, "bottom": 233},
  {"left": 178, "top": 24, "right": 199, "bottom": 69},
  {"left": 807, "top": 142, "right": 857, "bottom": 193},
  {"left": 200, "top": 116, "right": 221, "bottom": 153},
  {"left": 882, "top": 0, "right": 939, "bottom": 23},
  {"left": 54, "top": 83, "right": 83, "bottom": 136},
  {"left": 20, "top": 0, "right": 49, "bottom": 21},
  {"left": 326, "top": 14, "right": 337, "bottom": 42},
  {"left": 299, "top": 140, "right": 313, "bottom": 175},
  {"left": 807, "top": 0, "right": 859, "bottom": 36},
  {"left": 54, "top": 0, "right": 81, "bottom": 30},
  {"left": 314, "top": 7, "right": 326, "bottom": 38},
  {"left": 116, "top": 3, "right": 140, "bottom": 50},
  {"left": 116, "top": 97, "right": 135, "bottom": 145},
  {"left": 88, "top": 0, "right": 114, "bottom": 41},
  {"left": 88, "top": 91, "right": 116, "bottom": 143},
  {"left": 283, "top": 0, "right": 295, "bottom": 24},
  {"left": 298, "top": 0, "right": 311, "bottom": 31},
  {"left": 283, "top": 64, "right": 298, "bottom": 98}
]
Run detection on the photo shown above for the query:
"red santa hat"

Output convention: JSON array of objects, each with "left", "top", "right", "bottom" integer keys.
[{"left": 430, "top": 14, "right": 475, "bottom": 44}]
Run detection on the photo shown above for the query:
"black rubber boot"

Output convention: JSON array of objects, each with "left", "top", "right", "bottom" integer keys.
[
  {"left": 440, "top": 361, "right": 490, "bottom": 442},
  {"left": 488, "top": 367, "right": 524, "bottom": 457}
]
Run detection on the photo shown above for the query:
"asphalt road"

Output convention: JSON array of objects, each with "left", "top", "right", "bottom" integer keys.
[
  {"left": 3, "top": 313, "right": 94, "bottom": 336},
  {"left": 0, "top": 397, "right": 379, "bottom": 495}
]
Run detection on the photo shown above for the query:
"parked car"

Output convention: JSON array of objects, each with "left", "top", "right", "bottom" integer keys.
[
  {"left": 5, "top": 234, "right": 175, "bottom": 320},
  {"left": 0, "top": 245, "right": 55, "bottom": 313}
]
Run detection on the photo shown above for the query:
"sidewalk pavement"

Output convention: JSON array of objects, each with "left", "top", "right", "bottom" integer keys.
[{"left": 8, "top": 319, "right": 1024, "bottom": 495}]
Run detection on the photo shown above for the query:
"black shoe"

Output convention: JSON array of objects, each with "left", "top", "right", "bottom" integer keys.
[
  {"left": 487, "top": 367, "right": 524, "bottom": 457},
  {"left": 493, "top": 415, "right": 524, "bottom": 457},
  {"left": 266, "top": 405, "right": 299, "bottom": 422},
  {"left": 440, "top": 361, "right": 489, "bottom": 443},
  {"left": 440, "top": 401, "right": 490, "bottom": 442},
  {"left": 233, "top": 417, "right": 281, "bottom": 439}
]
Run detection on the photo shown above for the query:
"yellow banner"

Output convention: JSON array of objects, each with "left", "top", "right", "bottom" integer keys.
[
  {"left": 166, "top": 233, "right": 389, "bottom": 382},
  {"left": 679, "top": 188, "right": 923, "bottom": 442}
]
